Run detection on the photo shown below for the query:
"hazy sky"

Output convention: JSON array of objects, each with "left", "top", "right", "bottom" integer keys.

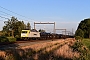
[{"left": 0, "top": 0, "right": 90, "bottom": 33}]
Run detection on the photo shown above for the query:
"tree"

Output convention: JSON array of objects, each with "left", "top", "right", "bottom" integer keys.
[
  {"left": 75, "top": 29, "right": 84, "bottom": 38},
  {"left": 26, "top": 22, "right": 31, "bottom": 30},
  {"left": 14, "top": 21, "right": 26, "bottom": 37},
  {"left": 39, "top": 29, "right": 45, "bottom": 32},
  {"left": 3, "top": 17, "right": 26, "bottom": 37},
  {"left": 3, "top": 17, "right": 18, "bottom": 37},
  {"left": 76, "top": 18, "right": 90, "bottom": 38}
]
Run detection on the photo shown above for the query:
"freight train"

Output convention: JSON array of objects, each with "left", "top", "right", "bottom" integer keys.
[{"left": 21, "top": 29, "right": 74, "bottom": 40}]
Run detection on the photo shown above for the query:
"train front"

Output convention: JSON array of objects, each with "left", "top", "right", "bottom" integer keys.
[{"left": 21, "top": 30, "right": 30, "bottom": 38}]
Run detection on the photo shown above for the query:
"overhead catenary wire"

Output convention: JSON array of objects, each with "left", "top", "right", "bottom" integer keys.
[
  {"left": 0, "top": 10, "right": 13, "bottom": 16},
  {"left": 0, "top": 6, "right": 28, "bottom": 18},
  {"left": 0, "top": 6, "right": 42, "bottom": 29},
  {"left": 0, "top": 6, "right": 37, "bottom": 22},
  {"left": 0, "top": 6, "right": 45, "bottom": 28},
  {"left": 0, "top": 10, "right": 29, "bottom": 22},
  {"left": 0, "top": 15, "right": 9, "bottom": 19},
  {"left": 0, "top": 10, "right": 34, "bottom": 24}
]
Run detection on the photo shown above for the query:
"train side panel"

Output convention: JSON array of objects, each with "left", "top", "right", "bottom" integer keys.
[{"left": 28, "top": 32, "right": 40, "bottom": 38}]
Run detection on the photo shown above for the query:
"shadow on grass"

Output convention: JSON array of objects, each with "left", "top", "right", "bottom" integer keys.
[
  {"left": 0, "top": 43, "right": 19, "bottom": 60},
  {"left": 0, "top": 43, "right": 74, "bottom": 60},
  {"left": 2, "top": 48, "right": 36, "bottom": 60},
  {"left": 38, "top": 51, "right": 72, "bottom": 60},
  {"left": 0, "top": 48, "right": 73, "bottom": 60},
  {"left": 0, "top": 43, "right": 19, "bottom": 51},
  {"left": 0, "top": 56, "right": 5, "bottom": 60}
]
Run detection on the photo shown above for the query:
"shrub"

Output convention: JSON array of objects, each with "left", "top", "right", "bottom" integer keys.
[
  {"left": 7, "top": 37, "right": 16, "bottom": 42},
  {"left": 71, "top": 40, "right": 89, "bottom": 60},
  {"left": 75, "top": 36, "right": 83, "bottom": 40},
  {"left": 71, "top": 40, "right": 83, "bottom": 51},
  {"left": 15, "top": 35, "right": 21, "bottom": 40},
  {"left": 0, "top": 36, "right": 9, "bottom": 42}
]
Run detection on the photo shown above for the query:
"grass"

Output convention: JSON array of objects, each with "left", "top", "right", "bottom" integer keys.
[
  {"left": 82, "top": 38, "right": 90, "bottom": 49},
  {"left": 81, "top": 38, "right": 90, "bottom": 60},
  {"left": 0, "top": 38, "right": 79, "bottom": 60}
]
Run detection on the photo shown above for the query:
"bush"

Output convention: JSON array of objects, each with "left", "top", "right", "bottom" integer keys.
[
  {"left": 71, "top": 40, "right": 83, "bottom": 51},
  {"left": 15, "top": 35, "right": 21, "bottom": 40},
  {"left": 7, "top": 37, "right": 16, "bottom": 42},
  {"left": 75, "top": 36, "right": 83, "bottom": 40},
  {"left": 71, "top": 40, "right": 89, "bottom": 60},
  {"left": 0, "top": 36, "right": 9, "bottom": 42}
]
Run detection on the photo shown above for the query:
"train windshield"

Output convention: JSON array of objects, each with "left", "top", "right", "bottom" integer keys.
[{"left": 22, "top": 31, "right": 27, "bottom": 33}]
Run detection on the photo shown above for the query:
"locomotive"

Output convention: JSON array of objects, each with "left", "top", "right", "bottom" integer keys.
[{"left": 21, "top": 29, "right": 40, "bottom": 40}]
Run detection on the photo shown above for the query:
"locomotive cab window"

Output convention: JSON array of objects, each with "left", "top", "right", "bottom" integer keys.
[
  {"left": 34, "top": 34, "right": 37, "bottom": 35},
  {"left": 22, "top": 31, "right": 27, "bottom": 33}
]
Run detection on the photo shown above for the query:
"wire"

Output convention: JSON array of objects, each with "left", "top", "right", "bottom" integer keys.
[
  {"left": 0, "top": 10, "right": 13, "bottom": 16},
  {"left": 0, "top": 6, "right": 34, "bottom": 21},
  {"left": 0, "top": 10, "right": 33, "bottom": 23},
  {"left": 0, "top": 15, "right": 9, "bottom": 19},
  {"left": 0, "top": 6, "right": 44, "bottom": 29}
]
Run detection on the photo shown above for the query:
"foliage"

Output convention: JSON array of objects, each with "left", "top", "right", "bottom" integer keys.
[
  {"left": 26, "top": 22, "right": 31, "bottom": 30},
  {"left": 39, "top": 29, "right": 45, "bottom": 32},
  {"left": 71, "top": 40, "right": 90, "bottom": 60},
  {"left": 75, "top": 36, "right": 83, "bottom": 40},
  {"left": 75, "top": 29, "right": 84, "bottom": 38},
  {"left": 0, "top": 36, "right": 16, "bottom": 43},
  {"left": 15, "top": 35, "right": 22, "bottom": 40},
  {"left": 3, "top": 16, "right": 26, "bottom": 37},
  {"left": 76, "top": 18, "right": 90, "bottom": 38},
  {"left": 82, "top": 39, "right": 90, "bottom": 60},
  {"left": 7, "top": 37, "right": 16, "bottom": 42},
  {"left": 82, "top": 39, "right": 90, "bottom": 50},
  {"left": 71, "top": 40, "right": 83, "bottom": 52},
  {"left": 0, "top": 36, "right": 9, "bottom": 42}
]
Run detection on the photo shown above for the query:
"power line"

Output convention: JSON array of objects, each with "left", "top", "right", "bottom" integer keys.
[
  {"left": 0, "top": 10, "right": 13, "bottom": 16},
  {"left": 0, "top": 6, "right": 39, "bottom": 24},
  {"left": 0, "top": 15, "right": 9, "bottom": 19},
  {"left": 0, "top": 13, "right": 10, "bottom": 17},
  {"left": 0, "top": 6, "right": 33, "bottom": 20},
  {"left": 0, "top": 10, "right": 32, "bottom": 22}
]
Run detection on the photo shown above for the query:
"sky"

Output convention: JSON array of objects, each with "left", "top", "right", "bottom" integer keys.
[{"left": 0, "top": 0, "right": 90, "bottom": 34}]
